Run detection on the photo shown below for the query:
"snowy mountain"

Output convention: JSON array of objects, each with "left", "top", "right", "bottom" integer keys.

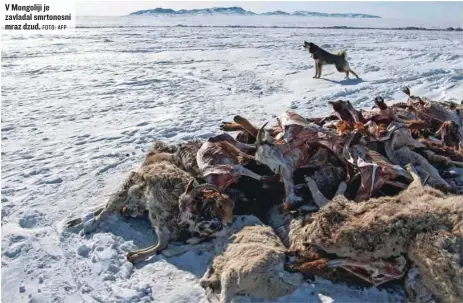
[
  {"left": 293, "top": 11, "right": 380, "bottom": 18},
  {"left": 130, "top": 7, "right": 381, "bottom": 18},
  {"left": 261, "top": 10, "right": 291, "bottom": 16},
  {"left": 131, "top": 7, "right": 256, "bottom": 16}
]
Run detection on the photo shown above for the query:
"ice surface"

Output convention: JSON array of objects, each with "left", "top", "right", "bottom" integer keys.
[{"left": 1, "top": 15, "right": 462, "bottom": 302}]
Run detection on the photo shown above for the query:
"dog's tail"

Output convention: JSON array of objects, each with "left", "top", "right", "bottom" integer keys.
[{"left": 338, "top": 50, "right": 347, "bottom": 58}]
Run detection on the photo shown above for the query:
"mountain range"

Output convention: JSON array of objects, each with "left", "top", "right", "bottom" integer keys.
[{"left": 130, "top": 7, "right": 381, "bottom": 19}]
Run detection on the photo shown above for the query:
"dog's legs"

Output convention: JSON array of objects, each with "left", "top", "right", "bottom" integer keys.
[
  {"left": 127, "top": 226, "right": 171, "bottom": 263},
  {"left": 313, "top": 63, "right": 318, "bottom": 78},
  {"left": 345, "top": 70, "right": 350, "bottom": 79},
  {"left": 316, "top": 62, "right": 323, "bottom": 78},
  {"left": 349, "top": 68, "right": 359, "bottom": 79}
]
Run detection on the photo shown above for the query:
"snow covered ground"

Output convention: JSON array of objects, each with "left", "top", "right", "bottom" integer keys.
[{"left": 1, "top": 15, "right": 462, "bottom": 302}]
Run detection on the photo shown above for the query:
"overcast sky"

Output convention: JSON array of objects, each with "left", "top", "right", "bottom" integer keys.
[{"left": 76, "top": 1, "right": 463, "bottom": 21}]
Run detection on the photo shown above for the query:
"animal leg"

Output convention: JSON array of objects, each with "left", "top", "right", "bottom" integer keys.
[
  {"left": 345, "top": 70, "right": 350, "bottom": 79},
  {"left": 406, "top": 164, "right": 422, "bottom": 183},
  {"left": 68, "top": 171, "right": 143, "bottom": 235},
  {"left": 317, "top": 63, "right": 323, "bottom": 78},
  {"left": 335, "top": 181, "right": 347, "bottom": 197},
  {"left": 127, "top": 226, "right": 171, "bottom": 263},
  {"left": 349, "top": 68, "right": 360, "bottom": 79},
  {"left": 281, "top": 167, "right": 302, "bottom": 209},
  {"left": 305, "top": 176, "right": 329, "bottom": 208},
  {"left": 220, "top": 122, "right": 244, "bottom": 132},
  {"left": 80, "top": 207, "right": 111, "bottom": 234},
  {"left": 233, "top": 115, "right": 258, "bottom": 137},
  {"left": 313, "top": 63, "right": 319, "bottom": 78},
  {"left": 220, "top": 271, "right": 238, "bottom": 303},
  {"left": 235, "top": 164, "right": 263, "bottom": 181},
  {"left": 234, "top": 142, "right": 256, "bottom": 154},
  {"left": 65, "top": 206, "right": 104, "bottom": 228},
  {"left": 200, "top": 266, "right": 216, "bottom": 288},
  {"left": 327, "top": 256, "right": 407, "bottom": 286},
  {"left": 205, "top": 287, "right": 221, "bottom": 303}
]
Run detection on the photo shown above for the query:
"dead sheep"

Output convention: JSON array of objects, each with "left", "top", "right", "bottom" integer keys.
[
  {"left": 65, "top": 142, "right": 233, "bottom": 263},
  {"left": 200, "top": 215, "right": 302, "bottom": 303},
  {"left": 408, "top": 230, "right": 463, "bottom": 303},
  {"left": 303, "top": 165, "right": 462, "bottom": 261},
  {"left": 284, "top": 165, "right": 462, "bottom": 302}
]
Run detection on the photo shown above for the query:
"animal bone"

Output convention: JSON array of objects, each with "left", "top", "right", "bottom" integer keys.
[
  {"left": 327, "top": 256, "right": 407, "bottom": 286},
  {"left": 197, "top": 133, "right": 263, "bottom": 191},
  {"left": 342, "top": 132, "right": 411, "bottom": 201},
  {"left": 255, "top": 112, "right": 345, "bottom": 209}
]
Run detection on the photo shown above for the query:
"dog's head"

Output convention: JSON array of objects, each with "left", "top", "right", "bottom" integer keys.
[
  {"left": 178, "top": 180, "right": 234, "bottom": 237},
  {"left": 303, "top": 41, "right": 316, "bottom": 53}
]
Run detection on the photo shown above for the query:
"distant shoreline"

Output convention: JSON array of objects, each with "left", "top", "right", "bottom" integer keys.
[
  {"left": 76, "top": 24, "right": 463, "bottom": 32},
  {"left": 129, "top": 7, "right": 381, "bottom": 19}
]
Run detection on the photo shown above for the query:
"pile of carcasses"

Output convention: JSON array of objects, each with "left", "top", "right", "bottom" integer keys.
[
  {"left": 190, "top": 87, "right": 462, "bottom": 303},
  {"left": 76, "top": 87, "right": 463, "bottom": 303}
]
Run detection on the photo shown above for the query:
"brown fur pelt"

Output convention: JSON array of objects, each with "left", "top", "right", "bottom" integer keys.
[
  {"left": 143, "top": 140, "right": 203, "bottom": 178},
  {"left": 302, "top": 180, "right": 462, "bottom": 260},
  {"left": 200, "top": 216, "right": 302, "bottom": 303},
  {"left": 408, "top": 230, "right": 463, "bottom": 303}
]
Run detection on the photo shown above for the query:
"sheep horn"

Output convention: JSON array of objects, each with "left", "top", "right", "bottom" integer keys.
[
  {"left": 183, "top": 179, "right": 196, "bottom": 194},
  {"left": 255, "top": 122, "right": 269, "bottom": 147},
  {"left": 402, "top": 87, "right": 411, "bottom": 96},
  {"left": 189, "top": 183, "right": 221, "bottom": 198}
]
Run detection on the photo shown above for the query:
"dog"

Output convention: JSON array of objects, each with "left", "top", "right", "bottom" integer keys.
[{"left": 303, "top": 41, "right": 359, "bottom": 79}]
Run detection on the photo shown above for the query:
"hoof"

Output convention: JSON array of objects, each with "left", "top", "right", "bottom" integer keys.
[
  {"left": 65, "top": 218, "right": 81, "bottom": 228},
  {"left": 126, "top": 251, "right": 142, "bottom": 263},
  {"left": 233, "top": 115, "right": 245, "bottom": 123},
  {"left": 199, "top": 279, "right": 212, "bottom": 289}
]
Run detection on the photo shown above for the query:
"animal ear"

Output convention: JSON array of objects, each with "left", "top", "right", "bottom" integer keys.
[
  {"left": 219, "top": 197, "right": 234, "bottom": 225},
  {"left": 304, "top": 41, "right": 309, "bottom": 45}
]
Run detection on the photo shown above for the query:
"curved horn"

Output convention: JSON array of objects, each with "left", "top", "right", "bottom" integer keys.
[
  {"left": 263, "top": 128, "right": 274, "bottom": 144},
  {"left": 189, "top": 183, "right": 221, "bottom": 198},
  {"left": 402, "top": 87, "right": 411, "bottom": 96},
  {"left": 183, "top": 178, "right": 196, "bottom": 194},
  {"left": 255, "top": 122, "right": 269, "bottom": 147}
]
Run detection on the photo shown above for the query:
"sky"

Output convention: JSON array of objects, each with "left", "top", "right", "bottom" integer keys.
[{"left": 76, "top": 1, "right": 463, "bottom": 21}]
